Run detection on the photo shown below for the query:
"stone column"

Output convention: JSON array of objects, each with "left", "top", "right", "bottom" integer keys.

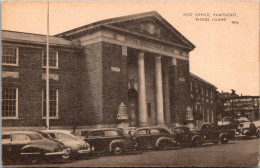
[
  {"left": 155, "top": 55, "right": 164, "bottom": 125},
  {"left": 138, "top": 52, "right": 148, "bottom": 126},
  {"left": 163, "top": 63, "right": 171, "bottom": 125},
  {"left": 172, "top": 57, "right": 178, "bottom": 125}
]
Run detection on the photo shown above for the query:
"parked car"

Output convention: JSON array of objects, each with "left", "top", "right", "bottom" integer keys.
[
  {"left": 253, "top": 120, "right": 260, "bottom": 135},
  {"left": 199, "top": 123, "right": 232, "bottom": 144},
  {"left": 132, "top": 127, "right": 176, "bottom": 150},
  {"left": 41, "top": 130, "right": 92, "bottom": 158},
  {"left": 236, "top": 122, "right": 259, "bottom": 138},
  {"left": 172, "top": 126, "right": 205, "bottom": 147},
  {"left": 84, "top": 128, "right": 135, "bottom": 155},
  {"left": 2, "top": 131, "right": 70, "bottom": 163}
]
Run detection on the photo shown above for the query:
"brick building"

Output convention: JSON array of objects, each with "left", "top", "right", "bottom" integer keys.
[
  {"left": 190, "top": 73, "right": 217, "bottom": 128},
  {"left": 2, "top": 11, "right": 196, "bottom": 132}
]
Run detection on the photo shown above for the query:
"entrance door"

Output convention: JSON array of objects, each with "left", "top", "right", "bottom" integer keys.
[{"left": 128, "top": 88, "right": 138, "bottom": 126}]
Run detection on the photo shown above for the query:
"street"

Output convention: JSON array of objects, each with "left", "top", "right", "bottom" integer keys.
[{"left": 4, "top": 137, "right": 260, "bottom": 167}]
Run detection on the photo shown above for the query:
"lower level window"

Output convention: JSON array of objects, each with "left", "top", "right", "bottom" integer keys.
[
  {"left": 2, "top": 88, "right": 18, "bottom": 118},
  {"left": 42, "top": 89, "right": 58, "bottom": 118}
]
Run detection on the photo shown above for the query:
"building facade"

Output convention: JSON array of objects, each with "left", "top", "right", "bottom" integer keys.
[
  {"left": 2, "top": 11, "right": 196, "bottom": 132},
  {"left": 190, "top": 73, "right": 217, "bottom": 128}
]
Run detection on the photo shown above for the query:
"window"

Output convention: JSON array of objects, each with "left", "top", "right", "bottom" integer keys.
[
  {"left": 2, "top": 46, "right": 18, "bottom": 66},
  {"left": 42, "top": 50, "right": 58, "bottom": 68},
  {"left": 136, "top": 129, "right": 147, "bottom": 135},
  {"left": 206, "top": 89, "right": 209, "bottom": 97},
  {"left": 2, "top": 134, "right": 11, "bottom": 143},
  {"left": 12, "top": 134, "right": 30, "bottom": 142},
  {"left": 147, "top": 103, "right": 151, "bottom": 117},
  {"left": 174, "top": 128, "right": 183, "bottom": 133},
  {"left": 105, "top": 131, "right": 119, "bottom": 137},
  {"left": 190, "top": 82, "right": 193, "bottom": 91},
  {"left": 2, "top": 88, "right": 18, "bottom": 119},
  {"left": 150, "top": 129, "right": 160, "bottom": 134},
  {"left": 211, "top": 109, "right": 214, "bottom": 123},
  {"left": 201, "top": 87, "right": 204, "bottom": 95},
  {"left": 42, "top": 89, "right": 58, "bottom": 118},
  {"left": 88, "top": 131, "right": 104, "bottom": 137},
  {"left": 195, "top": 82, "right": 198, "bottom": 93},
  {"left": 210, "top": 91, "right": 213, "bottom": 98}
]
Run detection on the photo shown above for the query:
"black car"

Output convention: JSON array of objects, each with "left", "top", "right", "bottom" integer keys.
[
  {"left": 2, "top": 131, "right": 70, "bottom": 163},
  {"left": 132, "top": 127, "right": 177, "bottom": 150},
  {"left": 172, "top": 127, "right": 205, "bottom": 147},
  {"left": 199, "top": 123, "right": 231, "bottom": 144},
  {"left": 84, "top": 128, "right": 135, "bottom": 155}
]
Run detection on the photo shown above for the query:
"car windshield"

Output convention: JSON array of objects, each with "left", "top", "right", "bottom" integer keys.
[{"left": 27, "top": 133, "right": 44, "bottom": 140}]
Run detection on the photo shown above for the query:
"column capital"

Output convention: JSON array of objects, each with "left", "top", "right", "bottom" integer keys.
[
  {"left": 138, "top": 51, "right": 145, "bottom": 58},
  {"left": 155, "top": 55, "right": 162, "bottom": 60}
]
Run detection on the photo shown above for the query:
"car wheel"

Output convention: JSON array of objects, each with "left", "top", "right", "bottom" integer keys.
[
  {"left": 192, "top": 138, "right": 202, "bottom": 147},
  {"left": 112, "top": 144, "right": 123, "bottom": 155},
  {"left": 158, "top": 141, "right": 170, "bottom": 150},
  {"left": 221, "top": 135, "right": 229, "bottom": 144}
]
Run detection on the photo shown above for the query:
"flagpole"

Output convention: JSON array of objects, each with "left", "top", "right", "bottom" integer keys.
[{"left": 46, "top": 0, "right": 50, "bottom": 130}]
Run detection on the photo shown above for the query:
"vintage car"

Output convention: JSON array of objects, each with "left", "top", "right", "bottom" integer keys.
[
  {"left": 84, "top": 128, "right": 135, "bottom": 155},
  {"left": 199, "top": 123, "right": 232, "bottom": 144},
  {"left": 172, "top": 126, "right": 205, "bottom": 147},
  {"left": 236, "top": 122, "right": 259, "bottom": 138},
  {"left": 41, "top": 130, "right": 92, "bottom": 158},
  {"left": 132, "top": 127, "right": 177, "bottom": 150},
  {"left": 2, "top": 131, "right": 70, "bottom": 163}
]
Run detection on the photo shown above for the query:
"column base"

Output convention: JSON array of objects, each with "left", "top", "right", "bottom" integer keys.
[{"left": 138, "top": 123, "right": 149, "bottom": 127}]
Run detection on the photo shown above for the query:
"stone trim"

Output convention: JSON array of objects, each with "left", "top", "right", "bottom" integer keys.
[{"left": 2, "top": 71, "right": 19, "bottom": 79}]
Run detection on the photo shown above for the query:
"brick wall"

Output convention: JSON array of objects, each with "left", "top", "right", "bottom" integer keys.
[
  {"left": 2, "top": 44, "right": 82, "bottom": 128},
  {"left": 169, "top": 58, "right": 191, "bottom": 125},
  {"left": 81, "top": 42, "right": 104, "bottom": 125},
  {"left": 102, "top": 42, "right": 128, "bottom": 124}
]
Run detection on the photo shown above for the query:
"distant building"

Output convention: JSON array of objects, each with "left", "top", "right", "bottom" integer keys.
[
  {"left": 217, "top": 92, "right": 260, "bottom": 121},
  {"left": 190, "top": 73, "right": 217, "bottom": 127}
]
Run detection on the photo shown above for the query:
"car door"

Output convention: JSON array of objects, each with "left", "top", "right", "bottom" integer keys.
[
  {"left": 133, "top": 129, "right": 149, "bottom": 148},
  {"left": 11, "top": 134, "right": 31, "bottom": 157},
  {"left": 173, "top": 128, "right": 189, "bottom": 144},
  {"left": 200, "top": 124, "right": 212, "bottom": 140},
  {"left": 104, "top": 130, "right": 123, "bottom": 150},
  {"left": 149, "top": 128, "right": 163, "bottom": 147},
  {"left": 85, "top": 131, "right": 105, "bottom": 151}
]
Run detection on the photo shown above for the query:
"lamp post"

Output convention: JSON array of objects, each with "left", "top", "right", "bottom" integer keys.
[{"left": 46, "top": 1, "right": 50, "bottom": 129}]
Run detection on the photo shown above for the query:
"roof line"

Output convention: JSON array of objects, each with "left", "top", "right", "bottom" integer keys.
[
  {"left": 55, "top": 11, "right": 195, "bottom": 50},
  {"left": 190, "top": 72, "right": 217, "bottom": 89},
  {"left": 2, "top": 29, "right": 51, "bottom": 37}
]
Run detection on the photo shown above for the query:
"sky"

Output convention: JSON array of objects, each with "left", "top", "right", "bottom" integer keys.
[{"left": 2, "top": 0, "right": 259, "bottom": 96}]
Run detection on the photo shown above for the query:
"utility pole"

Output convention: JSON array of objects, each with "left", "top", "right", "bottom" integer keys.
[{"left": 46, "top": 1, "right": 50, "bottom": 129}]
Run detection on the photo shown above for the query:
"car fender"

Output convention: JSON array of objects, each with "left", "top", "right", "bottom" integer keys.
[
  {"left": 21, "top": 144, "right": 55, "bottom": 154},
  {"left": 219, "top": 133, "right": 229, "bottom": 139},
  {"left": 155, "top": 137, "right": 176, "bottom": 147},
  {"left": 109, "top": 139, "right": 126, "bottom": 152},
  {"left": 191, "top": 135, "right": 203, "bottom": 143}
]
